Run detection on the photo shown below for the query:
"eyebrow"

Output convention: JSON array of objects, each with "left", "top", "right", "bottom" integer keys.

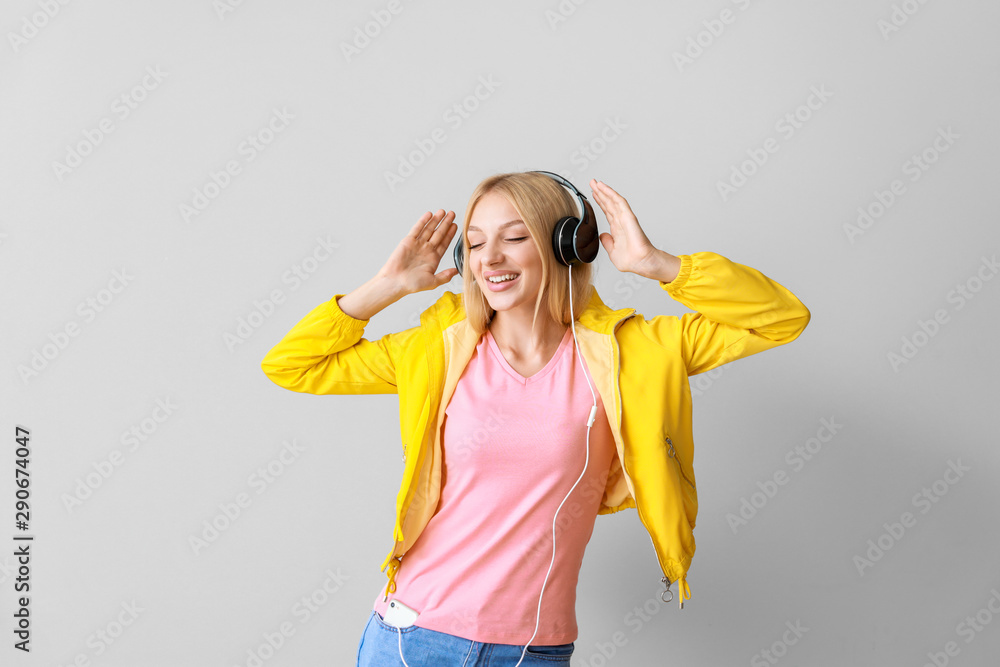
[{"left": 467, "top": 219, "right": 526, "bottom": 232}]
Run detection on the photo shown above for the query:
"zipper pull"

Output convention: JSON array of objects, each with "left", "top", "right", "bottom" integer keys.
[
  {"left": 660, "top": 576, "right": 674, "bottom": 603},
  {"left": 661, "top": 575, "right": 687, "bottom": 610}
]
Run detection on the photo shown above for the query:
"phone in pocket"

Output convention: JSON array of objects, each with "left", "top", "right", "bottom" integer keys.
[{"left": 383, "top": 599, "right": 419, "bottom": 628}]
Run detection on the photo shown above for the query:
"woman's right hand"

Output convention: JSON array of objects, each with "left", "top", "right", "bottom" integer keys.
[{"left": 377, "top": 209, "right": 460, "bottom": 296}]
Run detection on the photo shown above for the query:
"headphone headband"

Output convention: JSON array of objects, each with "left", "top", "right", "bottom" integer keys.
[{"left": 453, "top": 170, "right": 599, "bottom": 277}]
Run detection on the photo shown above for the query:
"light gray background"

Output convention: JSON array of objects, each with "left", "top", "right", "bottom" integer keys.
[{"left": 2, "top": 1, "right": 999, "bottom": 665}]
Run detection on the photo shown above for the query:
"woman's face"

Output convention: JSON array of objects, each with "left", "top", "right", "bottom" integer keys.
[{"left": 466, "top": 192, "right": 546, "bottom": 316}]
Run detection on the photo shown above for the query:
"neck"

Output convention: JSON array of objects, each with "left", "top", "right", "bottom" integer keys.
[{"left": 488, "top": 301, "right": 568, "bottom": 354}]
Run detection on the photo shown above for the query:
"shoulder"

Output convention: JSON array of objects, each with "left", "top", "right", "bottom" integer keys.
[{"left": 419, "top": 290, "right": 467, "bottom": 327}]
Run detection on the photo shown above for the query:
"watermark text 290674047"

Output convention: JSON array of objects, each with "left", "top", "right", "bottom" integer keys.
[{"left": 13, "top": 425, "right": 34, "bottom": 652}]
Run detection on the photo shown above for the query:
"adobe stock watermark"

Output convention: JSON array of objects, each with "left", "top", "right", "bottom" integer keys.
[
  {"left": 383, "top": 74, "right": 501, "bottom": 192},
  {"left": 188, "top": 439, "right": 306, "bottom": 556},
  {"left": 716, "top": 85, "right": 834, "bottom": 202},
  {"left": 61, "top": 397, "right": 179, "bottom": 514},
  {"left": 213, "top": 0, "right": 249, "bottom": 21},
  {"left": 609, "top": 262, "right": 649, "bottom": 304},
  {"left": 577, "top": 590, "right": 674, "bottom": 666},
  {"left": 178, "top": 107, "right": 295, "bottom": 223},
  {"left": 8, "top": 0, "right": 74, "bottom": 53},
  {"left": 726, "top": 416, "right": 843, "bottom": 534},
  {"left": 556, "top": 116, "right": 628, "bottom": 176},
  {"left": 339, "top": 0, "right": 413, "bottom": 62},
  {"left": 852, "top": 458, "right": 970, "bottom": 577},
  {"left": 0, "top": 555, "right": 18, "bottom": 587},
  {"left": 690, "top": 364, "right": 728, "bottom": 398},
  {"left": 447, "top": 405, "right": 511, "bottom": 463},
  {"left": 52, "top": 65, "right": 168, "bottom": 182},
  {"left": 234, "top": 567, "right": 350, "bottom": 667},
  {"left": 224, "top": 235, "right": 340, "bottom": 352},
  {"left": 672, "top": 0, "right": 760, "bottom": 72},
  {"left": 920, "top": 585, "right": 1000, "bottom": 667},
  {"left": 522, "top": 475, "right": 607, "bottom": 560},
  {"left": 886, "top": 253, "right": 998, "bottom": 372},
  {"left": 844, "top": 126, "right": 959, "bottom": 244},
  {"left": 573, "top": 595, "right": 740, "bottom": 667},
  {"left": 750, "top": 619, "right": 810, "bottom": 667},
  {"left": 52, "top": 600, "right": 144, "bottom": 667},
  {"left": 878, "top": 0, "right": 934, "bottom": 41},
  {"left": 544, "top": 0, "right": 591, "bottom": 31},
  {"left": 17, "top": 267, "right": 135, "bottom": 385}
]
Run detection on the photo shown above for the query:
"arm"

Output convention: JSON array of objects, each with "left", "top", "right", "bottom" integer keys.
[
  {"left": 260, "top": 275, "right": 414, "bottom": 394},
  {"left": 645, "top": 250, "right": 811, "bottom": 375},
  {"left": 587, "top": 179, "right": 809, "bottom": 376},
  {"left": 262, "top": 209, "right": 459, "bottom": 393}
]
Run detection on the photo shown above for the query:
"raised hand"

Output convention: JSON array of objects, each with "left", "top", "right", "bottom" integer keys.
[
  {"left": 377, "top": 209, "right": 460, "bottom": 295},
  {"left": 589, "top": 179, "right": 662, "bottom": 278}
]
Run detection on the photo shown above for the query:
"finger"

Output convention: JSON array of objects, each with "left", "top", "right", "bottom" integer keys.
[
  {"left": 429, "top": 208, "right": 447, "bottom": 228},
  {"left": 596, "top": 183, "right": 632, "bottom": 222},
  {"left": 596, "top": 181, "right": 628, "bottom": 212},
  {"left": 592, "top": 187, "right": 617, "bottom": 227},
  {"left": 596, "top": 180, "right": 622, "bottom": 197},
  {"left": 430, "top": 210, "right": 455, "bottom": 235},
  {"left": 410, "top": 211, "right": 433, "bottom": 238},
  {"left": 593, "top": 180, "right": 619, "bottom": 209},
  {"left": 589, "top": 183, "right": 605, "bottom": 209},
  {"left": 436, "top": 268, "right": 458, "bottom": 285},
  {"left": 595, "top": 182, "right": 623, "bottom": 213},
  {"left": 414, "top": 211, "right": 441, "bottom": 243},
  {"left": 419, "top": 209, "right": 448, "bottom": 242},
  {"left": 590, "top": 182, "right": 607, "bottom": 210},
  {"left": 429, "top": 213, "right": 457, "bottom": 247}
]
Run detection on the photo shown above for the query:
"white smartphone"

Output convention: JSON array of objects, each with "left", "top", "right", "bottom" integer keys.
[{"left": 383, "top": 599, "right": 420, "bottom": 628}]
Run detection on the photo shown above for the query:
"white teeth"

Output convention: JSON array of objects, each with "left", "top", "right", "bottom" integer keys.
[{"left": 487, "top": 274, "right": 518, "bottom": 283}]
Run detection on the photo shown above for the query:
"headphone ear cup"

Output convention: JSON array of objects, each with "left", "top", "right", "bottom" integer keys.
[
  {"left": 553, "top": 212, "right": 600, "bottom": 266},
  {"left": 576, "top": 198, "right": 600, "bottom": 263},
  {"left": 453, "top": 236, "right": 464, "bottom": 277},
  {"left": 552, "top": 216, "right": 576, "bottom": 267}
]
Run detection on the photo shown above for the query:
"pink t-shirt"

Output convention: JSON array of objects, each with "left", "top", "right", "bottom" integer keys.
[{"left": 372, "top": 326, "right": 617, "bottom": 645}]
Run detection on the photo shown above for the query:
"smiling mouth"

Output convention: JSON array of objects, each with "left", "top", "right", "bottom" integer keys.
[
  {"left": 483, "top": 274, "right": 521, "bottom": 291},
  {"left": 485, "top": 273, "right": 520, "bottom": 284}
]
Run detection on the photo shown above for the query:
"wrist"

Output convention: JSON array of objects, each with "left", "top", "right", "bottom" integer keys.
[
  {"left": 639, "top": 249, "right": 682, "bottom": 283},
  {"left": 372, "top": 273, "right": 408, "bottom": 303}
]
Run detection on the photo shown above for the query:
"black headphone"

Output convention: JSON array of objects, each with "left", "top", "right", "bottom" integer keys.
[{"left": 452, "top": 170, "right": 600, "bottom": 278}]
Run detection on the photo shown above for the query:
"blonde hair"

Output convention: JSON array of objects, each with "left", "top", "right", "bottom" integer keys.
[{"left": 459, "top": 171, "right": 595, "bottom": 336}]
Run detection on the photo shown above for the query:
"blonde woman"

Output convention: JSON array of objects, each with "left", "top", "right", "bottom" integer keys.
[{"left": 261, "top": 171, "right": 810, "bottom": 666}]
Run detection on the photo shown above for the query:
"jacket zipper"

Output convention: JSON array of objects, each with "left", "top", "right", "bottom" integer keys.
[
  {"left": 384, "top": 441, "right": 408, "bottom": 599},
  {"left": 610, "top": 312, "right": 687, "bottom": 608},
  {"left": 612, "top": 313, "right": 674, "bottom": 600},
  {"left": 387, "top": 311, "right": 689, "bottom": 605},
  {"left": 665, "top": 435, "right": 695, "bottom": 489}
]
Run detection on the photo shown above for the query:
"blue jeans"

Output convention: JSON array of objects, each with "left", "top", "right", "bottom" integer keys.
[{"left": 356, "top": 610, "right": 575, "bottom": 665}]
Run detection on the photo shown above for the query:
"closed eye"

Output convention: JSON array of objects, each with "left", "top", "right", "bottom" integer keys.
[{"left": 469, "top": 237, "right": 528, "bottom": 250}]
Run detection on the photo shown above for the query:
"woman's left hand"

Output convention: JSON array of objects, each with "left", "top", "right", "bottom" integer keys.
[{"left": 589, "top": 179, "right": 662, "bottom": 278}]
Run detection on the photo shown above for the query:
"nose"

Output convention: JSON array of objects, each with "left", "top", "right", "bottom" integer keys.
[{"left": 482, "top": 239, "right": 505, "bottom": 267}]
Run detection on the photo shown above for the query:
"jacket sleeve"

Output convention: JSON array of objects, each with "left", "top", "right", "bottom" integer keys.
[
  {"left": 644, "top": 252, "right": 811, "bottom": 376},
  {"left": 260, "top": 293, "right": 415, "bottom": 395}
]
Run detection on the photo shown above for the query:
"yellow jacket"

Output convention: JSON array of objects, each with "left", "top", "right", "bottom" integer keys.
[{"left": 260, "top": 251, "right": 810, "bottom": 608}]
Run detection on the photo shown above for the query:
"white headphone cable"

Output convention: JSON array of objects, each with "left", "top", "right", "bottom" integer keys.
[
  {"left": 515, "top": 264, "right": 596, "bottom": 666},
  {"left": 393, "top": 266, "right": 594, "bottom": 667},
  {"left": 395, "top": 624, "right": 409, "bottom": 667}
]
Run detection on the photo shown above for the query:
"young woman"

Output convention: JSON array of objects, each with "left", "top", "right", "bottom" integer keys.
[{"left": 260, "top": 171, "right": 811, "bottom": 666}]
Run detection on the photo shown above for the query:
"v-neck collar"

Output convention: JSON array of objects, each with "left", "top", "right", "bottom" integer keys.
[{"left": 485, "top": 327, "right": 573, "bottom": 385}]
